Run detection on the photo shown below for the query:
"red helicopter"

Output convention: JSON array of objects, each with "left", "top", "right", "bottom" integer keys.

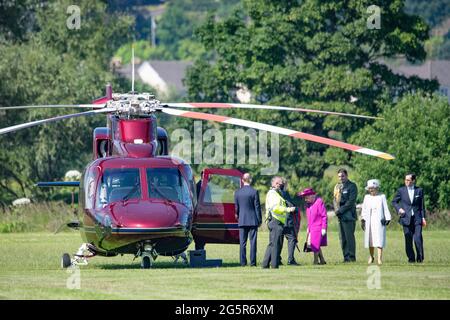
[{"left": 0, "top": 62, "right": 394, "bottom": 269}]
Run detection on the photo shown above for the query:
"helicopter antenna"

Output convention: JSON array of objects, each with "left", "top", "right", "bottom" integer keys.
[{"left": 131, "top": 43, "right": 135, "bottom": 93}]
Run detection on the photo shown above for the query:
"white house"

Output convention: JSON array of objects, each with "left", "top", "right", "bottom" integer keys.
[
  {"left": 387, "top": 60, "right": 450, "bottom": 103},
  {"left": 117, "top": 60, "right": 193, "bottom": 98}
]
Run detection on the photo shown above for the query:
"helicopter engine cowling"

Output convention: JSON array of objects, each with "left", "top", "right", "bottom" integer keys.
[{"left": 108, "top": 114, "right": 158, "bottom": 158}]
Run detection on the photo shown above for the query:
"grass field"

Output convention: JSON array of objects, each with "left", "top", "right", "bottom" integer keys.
[{"left": 0, "top": 229, "right": 449, "bottom": 300}]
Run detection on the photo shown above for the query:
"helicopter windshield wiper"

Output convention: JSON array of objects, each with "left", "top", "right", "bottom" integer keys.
[
  {"left": 149, "top": 182, "right": 176, "bottom": 203},
  {"left": 122, "top": 182, "right": 140, "bottom": 201}
]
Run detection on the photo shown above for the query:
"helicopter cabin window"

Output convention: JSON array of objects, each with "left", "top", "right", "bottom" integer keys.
[
  {"left": 146, "top": 168, "right": 192, "bottom": 208},
  {"left": 96, "top": 168, "right": 141, "bottom": 208},
  {"left": 202, "top": 174, "right": 241, "bottom": 204}
]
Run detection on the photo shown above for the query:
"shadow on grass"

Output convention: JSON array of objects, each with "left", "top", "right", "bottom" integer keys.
[{"left": 98, "top": 261, "right": 241, "bottom": 270}]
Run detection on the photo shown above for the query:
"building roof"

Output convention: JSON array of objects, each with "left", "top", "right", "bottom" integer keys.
[
  {"left": 148, "top": 60, "right": 193, "bottom": 92},
  {"left": 115, "top": 60, "right": 193, "bottom": 95},
  {"left": 387, "top": 60, "right": 450, "bottom": 87}
]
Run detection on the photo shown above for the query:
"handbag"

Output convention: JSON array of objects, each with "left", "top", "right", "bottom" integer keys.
[{"left": 303, "top": 231, "right": 312, "bottom": 253}]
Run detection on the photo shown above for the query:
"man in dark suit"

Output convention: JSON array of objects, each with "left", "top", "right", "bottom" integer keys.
[
  {"left": 333, "top": 168, "right": 358, "bottom": 262},
  {"left": 392, "top": 173, "right": 427, "bottom": 263},
  {"left": 279, "top": 179, "right": 300, "bottom": 265},
  {"left": 234, "top": 173, "right": 262, "bottom": 266}
]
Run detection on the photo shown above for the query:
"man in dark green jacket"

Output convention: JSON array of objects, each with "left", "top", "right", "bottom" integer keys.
[{"left": 333, "top": 168, "right": 358, "bottom": 262}]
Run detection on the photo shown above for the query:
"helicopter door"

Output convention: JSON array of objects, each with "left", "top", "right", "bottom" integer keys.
[{"left": 193, "top": 168, "right": 243, "bottom": 246}]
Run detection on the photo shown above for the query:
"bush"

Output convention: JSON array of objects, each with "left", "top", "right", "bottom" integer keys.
[
  {"left": 351, "top": 93, "right": 450, "bottom": 211},
  {"left": 0, "top": 202, "right": 76, "bottom": 233}
]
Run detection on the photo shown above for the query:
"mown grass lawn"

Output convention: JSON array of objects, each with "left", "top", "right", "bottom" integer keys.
[{"left": 0, "top": 229, "right": 449, "bottom": 299}]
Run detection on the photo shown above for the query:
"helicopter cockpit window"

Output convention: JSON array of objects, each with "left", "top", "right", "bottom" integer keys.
[
  {"left": 96, "top": 168, "right": 141, "bottom": 208},
  {"left": 146, "top": 168, "right": 192, "bottom": 208}
]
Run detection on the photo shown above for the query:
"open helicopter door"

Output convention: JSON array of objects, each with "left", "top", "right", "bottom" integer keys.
[{"left": 192, "top": 168, "right": 243, "bottom": 248}]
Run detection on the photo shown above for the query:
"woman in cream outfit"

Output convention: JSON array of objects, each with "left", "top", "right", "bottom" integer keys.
[{"left": 361, "top": 179, "right": 391, "bottom": 265}]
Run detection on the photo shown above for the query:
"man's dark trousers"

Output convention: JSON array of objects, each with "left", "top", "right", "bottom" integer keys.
[
  {"left": 279, "top": 191, "right": 297, "bottom": 264},
  {"left": 239, "top": 227, "right": 258, "bottom": 266},
  {"left": 281, "top": 226, "right": 297, "bottom": 264},
  {"left": 262, "top": 219, "right": 284, "bottom": 268},
  {"left": 403, "top": 221, "right": 424, "bottom": 262},
  {"left": 339, "top": 220, "right": 356, "bottom": 261}
]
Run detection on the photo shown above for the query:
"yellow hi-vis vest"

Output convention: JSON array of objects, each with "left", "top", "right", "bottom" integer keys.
[{"left": 265, "top": 189, "right": 289, "bottom": 225}]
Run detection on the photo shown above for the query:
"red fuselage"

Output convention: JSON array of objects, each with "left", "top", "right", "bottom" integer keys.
[
  {"left": 78, "top": 114, "right": 241, "bottom": 257},
  {"left": 79, "top": 156, "right": 195, "bottom": 256}
]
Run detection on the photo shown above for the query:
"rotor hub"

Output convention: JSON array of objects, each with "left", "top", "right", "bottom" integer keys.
[{"left": 107, "top": 93, "right": 161, "bottom": 116}]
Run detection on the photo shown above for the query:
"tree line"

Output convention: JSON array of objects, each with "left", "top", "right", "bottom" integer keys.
[{"left": 0, "top": 0, "right": 449, "bottom": 213}]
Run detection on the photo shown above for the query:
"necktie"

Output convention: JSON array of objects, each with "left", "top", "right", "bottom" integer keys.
[{"left": 408, "top": 187, "right": 414, "bottom": 216}]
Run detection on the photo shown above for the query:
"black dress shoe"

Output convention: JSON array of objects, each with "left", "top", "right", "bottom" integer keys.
[
  {"left": 287, "top": 261, "right": 299, "bottom": 266},
  {"left": 408, "top": 259, "right": 415, "bottom": 263}
]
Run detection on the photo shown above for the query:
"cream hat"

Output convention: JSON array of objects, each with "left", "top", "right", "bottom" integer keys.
[{"left": 365, "top": 179, "right": 380, "bottom": 190}]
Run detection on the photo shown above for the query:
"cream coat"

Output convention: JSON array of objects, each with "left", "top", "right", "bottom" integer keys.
[{"left": 361, "top": 194, "right": 391, "bottom": 248}]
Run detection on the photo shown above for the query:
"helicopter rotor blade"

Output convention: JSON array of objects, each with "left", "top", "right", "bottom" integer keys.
[
  {"left": 0, "top": 107, "right": 114, "bottom": 135},
  {"left": 164, "top": 102, "right": 382, "bottom": 120},
  {"left": 161, "top": 107, "right": 394, "bottom": 160},
  {"left": 0, "top": 104, "right": 105, "bottom": 110}
]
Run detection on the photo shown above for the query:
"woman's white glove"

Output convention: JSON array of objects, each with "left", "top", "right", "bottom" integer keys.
[{"left": 321, "top": 229, "right": 326, "bottom": 236}]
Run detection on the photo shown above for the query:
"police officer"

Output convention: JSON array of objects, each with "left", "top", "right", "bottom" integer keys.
[
  {"left": 262, "top": 176, "right": 296, "bottom": 269},
  {"left": 333, "top": 168, "right": 358, "bottom": 262}
]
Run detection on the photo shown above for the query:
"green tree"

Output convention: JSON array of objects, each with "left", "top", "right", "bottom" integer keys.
[
  {"left": 0, "top": 0, "right": 134, "bottom": 205},
  {"left": 184, "top": 0, "right": 438, "bottom": 201},
  {"left": 351, "top": 94, "right": 450, "bottom": 211},
  {"left": 0, "top": 0, "right": 39, "bottom": 43}
]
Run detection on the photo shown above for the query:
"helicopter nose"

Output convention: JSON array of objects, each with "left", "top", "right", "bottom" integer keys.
[{"left": 112, "top": 200, "right": 179, "bottom": 229}]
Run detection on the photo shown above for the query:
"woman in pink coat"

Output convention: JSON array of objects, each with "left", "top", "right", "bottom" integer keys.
[{"left": 298, "top": 188, "right": 327, "bottom": 265}]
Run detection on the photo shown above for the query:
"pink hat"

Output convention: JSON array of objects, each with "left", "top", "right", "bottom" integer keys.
[{"left": 297, "top": 188, "right": 316, "bottom": 197}]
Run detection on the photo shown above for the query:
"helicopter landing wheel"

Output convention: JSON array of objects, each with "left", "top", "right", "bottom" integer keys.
[
  {"left": 141, "top": 252, "right": 153, "bottom": 269},
  {"left": 61, "top": 253, "right": 72, "bottom": 269}
]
